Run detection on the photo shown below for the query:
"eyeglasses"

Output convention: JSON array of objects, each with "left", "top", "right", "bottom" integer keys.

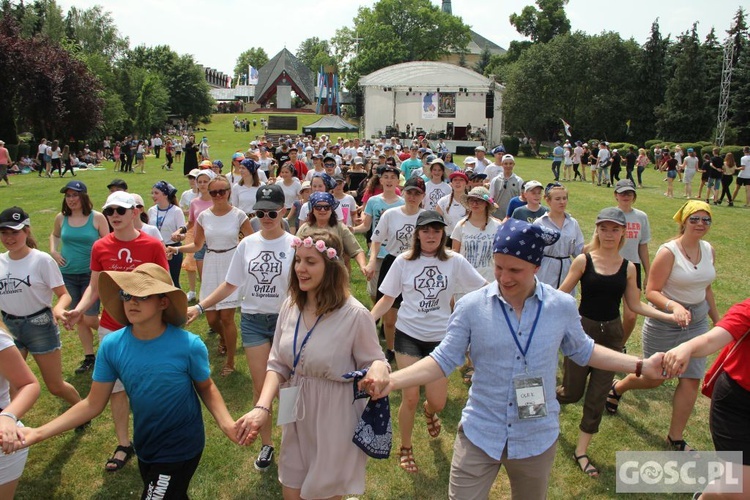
[
  {"left": 64, "top": 192, "right": 80, "bottom": 198},
  {"left": 313, "top": 205, "right": 332, "bottom": 212},
  {"left": 209, "top": 189, "right": 229, "bottom": 197},
  {"left": 103, "top": 206, "right": 129, "bottom": 216},
  {"left": 687, "top": 216, "right": 712, "bottom": 226},
  {"left": 256, "top": 210, "right": 279, "bottom": 219},
  {"left": 119, "top": 290, "right": 158, "bottom": 303}
]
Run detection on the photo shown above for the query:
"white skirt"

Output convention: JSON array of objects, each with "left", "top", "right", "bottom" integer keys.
[{"left": 0, "top": 421, "right": 29, "bottom": 485}]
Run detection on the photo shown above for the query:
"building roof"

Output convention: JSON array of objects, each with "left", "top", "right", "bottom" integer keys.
[
  {"left": 359, "top": 61, "right": 500, "bottom": 91},
  {"left": 468, "top": 30, "right": 506, "bottom": 56},
  {"left": 302, "top": 115, "right": 358, "bottom": 134},
  {"left": 255, "top": 48, "right": 315, "bottom": 104},
  {"left": 210, "top": 86, "right": 255, "bottom": 101}
]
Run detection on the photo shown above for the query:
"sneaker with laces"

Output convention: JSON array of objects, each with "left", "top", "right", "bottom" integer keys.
[
  {"left": 254, "top": 445, "right": 274, "bottom": 471},
  {"left": 75, "top": 356, "right": 96, "bottom": 374},
  {"left": 186, "top": 291, "right": 196, "bottom": 303}
]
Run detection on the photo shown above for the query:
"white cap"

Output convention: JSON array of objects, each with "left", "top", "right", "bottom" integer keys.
[
  {"left": 524, "top": 180, "right": 544, "bottom": 192},
  {"left": 463, "top": 156, "right": 476, "bottom": 165},
  {"left": 103, "top": 191, "right": 136, "bottom": 209}
]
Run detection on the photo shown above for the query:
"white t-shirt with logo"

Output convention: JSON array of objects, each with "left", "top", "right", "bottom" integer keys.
[
  {"left": 371, "top": 207, "right": 424, "bottom": 257},
  {"left": 335, "top": 193, "right": 357, "bottom": 227},
  {"left": 436, "top": 194, "right": 467, "bottom": 237},
  {"left": 424, "top": 181, "right": 452, "bottom": 211},
  {"left": 0, "top": 249, "right": 64, "bottom": 316},
  {"left": 225, "top": 232, "right": 295, "bottom": 315},
  {"left": 451, "top": 217, "right": 502, "bottom": 282},
  {"left": 379, "top": 252, "right": 486, "bottom": 341}
]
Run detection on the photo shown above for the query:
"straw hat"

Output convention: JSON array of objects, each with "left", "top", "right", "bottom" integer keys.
[{"left": 99, "top": 263, "right": 187, "bottom": 326}]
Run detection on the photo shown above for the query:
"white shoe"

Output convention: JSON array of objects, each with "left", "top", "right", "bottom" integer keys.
[{"left": 187, "top": 291, "right": 196, "bottom": 302}]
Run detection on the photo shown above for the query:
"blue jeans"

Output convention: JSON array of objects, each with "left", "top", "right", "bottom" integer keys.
[
  {"left": 3, "top": 309, "right": 60, "bottom": 355},
  {"left": 551, "top": 161, "right": 561, "bottom": 180},
  {"left": 63, "top": 272, "right": 100, "bottom": 316}
]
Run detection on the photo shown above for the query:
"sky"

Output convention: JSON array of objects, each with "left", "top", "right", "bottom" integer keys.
[{"left": 56, "top": 0, "right": 744, "bottom": 78}]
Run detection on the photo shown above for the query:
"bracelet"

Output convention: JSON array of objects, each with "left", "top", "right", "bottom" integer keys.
[
  {"left": 254, "top": 405, "right": 272, "bottom": 416},
  {"left": 179, "top": 226, "right": 187, "bottom": 234},
  {"left": 665, "top": 300, "right": 673, "bottom": 312},
  {"left": 0, "top": 412, "right": 18, "bottom": 423},
  {"left": 195, "top": 303, "right": 205, "bottom": 315},
  {"left": 635, "top": 358, "right": 643, "bottom": 378}
]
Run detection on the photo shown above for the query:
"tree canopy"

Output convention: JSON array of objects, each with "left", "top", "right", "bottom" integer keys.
[
  {"left": 509, "top": 0, "right": 571, "bottom": 44},
  {"left": 233, "top": 47, "right": 269, "bottom": 84}
]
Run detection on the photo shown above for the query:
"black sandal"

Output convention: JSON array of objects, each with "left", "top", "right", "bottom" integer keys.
[
  {"left": 573, "top": 453, "right": 599, "bottom": 478},
  {"left": 105, "top": 443, "right": 135, "bottom": 472},
  {"left": 606, "top": 381, "right": 622, "bottom": 414},
  {"left": 667, "top": 435, "right": 694, "bottom": 452}
]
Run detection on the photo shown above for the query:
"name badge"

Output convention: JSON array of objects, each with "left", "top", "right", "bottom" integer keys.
[
  {"left": 277, "top": 384, "right": 300, "bottom": 426},
  {"left": 513, "top": 375, "right": 547, "bottom": 420}
]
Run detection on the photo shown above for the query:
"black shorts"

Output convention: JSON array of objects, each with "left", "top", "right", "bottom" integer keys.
[
  {"left": 394, "top": 329, "right": 441, "bottom": 359},
  {"left": 139, "top": 452, "right": 202, "bottom": 500},
  {"left": 701, "top": 171, "right": 710, "bottom": 182},
  {"left": 710, "top": 372, "right": 750, "bottom": 466},
  {"left": 376, "top": 253, "right": 403, "bottom": 309},
  {"left": 737, "top": 177, "right": 750, "bottom": 187}
]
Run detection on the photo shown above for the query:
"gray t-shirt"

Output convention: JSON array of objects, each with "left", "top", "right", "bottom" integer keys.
[
  {"left": 511, "top": 205, "right": 548, "bottom": 223},
  {"left": 619, "top": 208, "right": 650, "bottom": 264}
]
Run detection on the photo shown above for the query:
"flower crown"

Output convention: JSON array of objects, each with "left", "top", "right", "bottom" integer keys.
[{"left": 291, "top": 236, "right": 338, "bottom": 260}]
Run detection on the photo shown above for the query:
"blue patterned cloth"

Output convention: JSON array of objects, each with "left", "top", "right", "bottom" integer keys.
[
  {"left": 493, "top": 219, "right": 560, "bottom": 265},
  {"left": 342, "top": 368, "right": 392, "bottom": 459}
]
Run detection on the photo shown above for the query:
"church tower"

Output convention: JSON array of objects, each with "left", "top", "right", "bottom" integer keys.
[{"left": 442, "top": 0, "right": 452, "bottom": 15}]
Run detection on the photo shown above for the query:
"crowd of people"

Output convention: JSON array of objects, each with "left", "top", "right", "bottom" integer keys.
[{"left": 0, "top": 130, "right": 748, "bottom": 500}]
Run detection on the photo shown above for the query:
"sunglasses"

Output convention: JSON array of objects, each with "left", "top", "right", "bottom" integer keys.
[
  {"left": 323, "top": 163, "right": 336, "bottom": 168},
  {"left": 119, "top": 290, "right": 158, "bottom": 303},
  {"left": 687, "top": 216, "right": 712, "bottom": 226},
  {"left": 103, "top": 206, "right": 130, "bottom": 216},
  {"left": 256, "top": 210, "right": 279, "bottom": 219},
  {"left": 313, "top": 205, "right": 332, "bottom": 212},
  {"left": 209, "top": 189, "right": 229, "bottom": 197}
]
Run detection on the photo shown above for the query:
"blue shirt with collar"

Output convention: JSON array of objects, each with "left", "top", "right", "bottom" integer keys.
[{"left": 430, "top": 279, "right": 595, "bottom": 460}]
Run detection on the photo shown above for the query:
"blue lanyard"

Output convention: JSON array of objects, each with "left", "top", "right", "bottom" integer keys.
[
  {"left": 291, "top": 312, "right": 322, "bottom": 376},
  {"left": 499, "top": 299, "right": 543, "bottom": 366}
]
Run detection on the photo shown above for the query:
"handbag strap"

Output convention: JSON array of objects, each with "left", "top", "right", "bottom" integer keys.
[{"left": 705, "top": 329, "right": 750, "bottom": 387}]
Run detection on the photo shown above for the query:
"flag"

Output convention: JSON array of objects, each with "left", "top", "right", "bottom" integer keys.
[
  {"left": 248, "top": 65, "right": 259, "bottom": 85},
  {"left": 626, "top": 119, "right": 631, "bottom": 134},
  {"left": 561, "top": 118, "right": 572, "bottom": 137}
]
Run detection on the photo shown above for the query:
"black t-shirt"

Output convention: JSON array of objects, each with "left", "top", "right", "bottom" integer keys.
[
  {"left": 612, "top": 152, "right": 622, "bottom": 168},
  {"left": 625, "top": 152, "right": 637, "bottom": 168},
  {"left": 666, "top": 158, "right": 678, "bottom": 171},
  {"left": 709, "top": 156, "right": 724, "bottom": 178}
]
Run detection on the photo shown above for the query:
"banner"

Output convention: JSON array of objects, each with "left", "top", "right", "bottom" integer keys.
[
  {"left": 248, "top": 65, "right": 259, "bottom": 85},
  {"left": 422, "top": 92, "right": 438, "bottom": 120},
  {"left": 438, "top": 93, "right": 456, "bottom": 118}
]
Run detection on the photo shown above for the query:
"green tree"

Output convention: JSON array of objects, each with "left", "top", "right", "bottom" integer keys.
[
  {"left": 334, "top": 0, "right": 471, "bottom": 89},
  {"left": 628, "top": 19, "right": 671, "bottom": 144},
  {"left": 233, "top": 47, "right": 268, "bottom": 84},
  {"left": 509, "top": 0, "right": 570, "bottom": 44},
  {"left": 296, "top": 37, "right": 336, "bottom": 73},
  {"left": 474, "top": 45, "right": 492, "bottom": 75},
  {"left": 655, "top": 24, "right": 710, "bottom": 141}
]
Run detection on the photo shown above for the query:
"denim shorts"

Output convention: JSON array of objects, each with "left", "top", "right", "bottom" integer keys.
[
  {"left": 707, "top": 177, "right": 722, "bottom": 189},
  {"left": 3, "top": 309, "right": 61, "bottom": 355},
  {"left": 194, "top": 243, "right": 207, "bottom": 261},
  {"left": 394, "top": 328, "right": 441, "bottom": 359},
  {"left": 667, "top": 170, "right": 677, "bottom": 179},
  {"left": 63, "top": 272, "right": 100, "bottom": 316},
  {"left": 241, "top": 313, "right": 278, "bottom": 348}
]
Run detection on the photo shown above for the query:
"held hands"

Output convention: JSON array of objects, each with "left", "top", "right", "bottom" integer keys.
[
  {"left": 641, "top": 352, "right": 668, "bottom": 379},
  {"left": 358, "top": 364, "right": 393, "bottom": 400},
  {"left": 185, "top": 306, "right": 201, "bottom": 325},
  {"left": 662, "top": 344, "right": 693, "bottom": 378},
  {"left": 363, "top": 263, "right": 375, "bottom": 281},
  {"left": 166, "top": 246, "right": 179, "bottom": 257},
  {"left": 234, "top": 409, "right": 267, "bottom": 446},
  {"left": 62, "top": 309, "right": 82, "bottom": 329},
  {"left": 0, "top": 419, "right": 25, "bottom": 455}
]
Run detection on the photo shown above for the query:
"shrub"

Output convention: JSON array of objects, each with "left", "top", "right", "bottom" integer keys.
[
  {"left": 501, "top": 136, "right": 520, "bottom": 156},
  {"left": 720, "top": 146, "right": 744, "bottom": 165},
  {"left": 609, "top": 142, "right": 638, "bottom": 153},
  {"left": 6, "top": 144, "right": 18, "bottom": 161},
  {"left": 519, "top": 143, "right": 534, "bottom": 157},
  {"left": 645, "top": 139, "right": 663, "bottom": 149},
  {"left": 17, "top": 143, "right": 30, "bottom": 158},
  {"left": 700, "top": 145, "right": 718, "bottom": 158}
]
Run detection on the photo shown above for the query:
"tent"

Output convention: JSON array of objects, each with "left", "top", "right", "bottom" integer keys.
[{"left": 302, "top": 115, "right": 359, "bottom": 136}]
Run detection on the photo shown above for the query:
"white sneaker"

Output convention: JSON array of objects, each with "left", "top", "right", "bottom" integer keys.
[{"left": 186, "top": 291, "right": 196, "bottom": 302}]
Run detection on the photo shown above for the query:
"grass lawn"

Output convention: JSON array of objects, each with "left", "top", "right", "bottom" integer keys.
[{"left": 6, "top": 113, "right": 747, "bottom": 499}]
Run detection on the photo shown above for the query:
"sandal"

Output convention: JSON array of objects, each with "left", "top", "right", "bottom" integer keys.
[
  {"left": 398, "top": 446, "right": 418, "bottom": 473},
  {"left": 220, "top": 365, "right": 235, "bottom": 377},
  {"left": 462, "top": 367, "right": 474, "bottom": 385},
  {"left": 573, "top": 453, "right": 599, "bottom": 478},
  {"left": 606, "top": 380, "right": 622, "bottom": 415},
  {"left": 105, "top": 443, "right": 135, "bottom": 472},
  {"left": 217, "top": 344, "right": 227, "bottom": 356},
  {"left": 667, "top": 435, "right": 695, "bottom": 452},
  {"left": 423, "top": 401, "right": 442, "bottom": 438}
]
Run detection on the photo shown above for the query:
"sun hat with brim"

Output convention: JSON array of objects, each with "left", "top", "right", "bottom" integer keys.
[
  {"left": 0, "top": 207, "right": 30, "bottom": 230},
  {"left": 466, "top": 186, "right": 498, "bottom": 209},
  {"left": 60, "top": 180, "right": 87, "bottom": 194},
  {"left": 416, "top": 210, "right": 447, "bottom": 227},
  {"left": 596, "top": 207, "right": 627, "bottom": 226},
  {"left": 98, "top": 263, "right": 187, "bottom": 327}
]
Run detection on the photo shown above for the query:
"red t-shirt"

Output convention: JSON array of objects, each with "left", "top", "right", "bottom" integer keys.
[
  {"left": 293, "top": 160, "right": 309, "bottom": 178},
  {"left": 90, "top": 231, "right": 169, "bottom": 330},
  {"left": 715, "top": 299, "right": 750, "bottom": 391}
]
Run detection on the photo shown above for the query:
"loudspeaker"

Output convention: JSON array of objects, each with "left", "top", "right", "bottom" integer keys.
[
  {"left": 485, "top": 93, "right": 494, "bottom": 119},
  {"left": 446, "top": 122, "right": 454, "bottom": 139},
  {"left": 355, "top": 93, "right": 364, "bottom": 116}
]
